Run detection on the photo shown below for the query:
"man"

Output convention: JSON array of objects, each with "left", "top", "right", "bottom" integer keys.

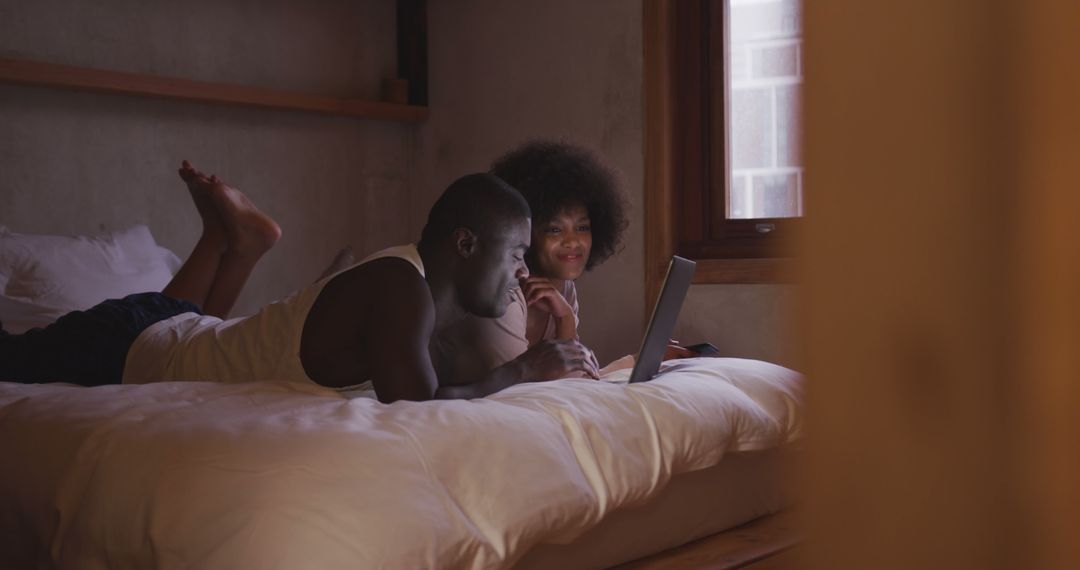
[{"left": 3, "top": 163, "right": 596, "bottom": 402}]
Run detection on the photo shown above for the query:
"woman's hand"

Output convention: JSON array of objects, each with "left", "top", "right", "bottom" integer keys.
[
  {"left": 519, "top": 276, "right": 574, "bottom": 319},
  {"left": 519, "top": 276, "right": 577, "bottom": 341}
]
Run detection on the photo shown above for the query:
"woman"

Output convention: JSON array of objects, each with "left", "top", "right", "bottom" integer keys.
[{"left": 430, "top": 140, "right": 630, "bottom": 381}]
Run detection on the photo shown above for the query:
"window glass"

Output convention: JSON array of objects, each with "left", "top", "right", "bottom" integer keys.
[{"left": 728, "top": 0, "right": 804, "bottom": 219}]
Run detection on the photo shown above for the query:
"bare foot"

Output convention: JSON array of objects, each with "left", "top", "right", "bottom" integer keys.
[
  {"left": 178, "top": 160, "right": 226, "bottom": 246},
  {"left": 205, "top": 177, "right": 282, "bottom": 259}
]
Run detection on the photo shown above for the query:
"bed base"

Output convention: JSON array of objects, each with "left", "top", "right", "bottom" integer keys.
[{"left": 616, "top": 509, "right": 801, "bottom": 569}]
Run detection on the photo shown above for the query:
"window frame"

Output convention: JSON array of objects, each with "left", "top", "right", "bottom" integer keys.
[{"left": 644, "top": 0, "right": 796, "bottom": 308}]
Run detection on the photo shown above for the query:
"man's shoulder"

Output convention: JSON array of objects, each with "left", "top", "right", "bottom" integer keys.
[
  {"left": 331, "top": 256, "right": 429, "bottom": 300},
  {"left": 307, "top": 253, "right": 433, "bottom": 341}
]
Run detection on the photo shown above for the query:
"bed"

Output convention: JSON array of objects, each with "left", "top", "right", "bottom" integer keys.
[{"left": 0, "top": 226, "right": 804, "bottom": 569}]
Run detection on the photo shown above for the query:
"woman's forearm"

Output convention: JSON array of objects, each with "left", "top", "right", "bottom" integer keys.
[{"left": 554, "top": 315, "right": 577, "bottom": 340}]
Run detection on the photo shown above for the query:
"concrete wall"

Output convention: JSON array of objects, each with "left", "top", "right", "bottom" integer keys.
[
  {"left": 0, "top": 0, "right": 412, "bottom": 317},
  {"left": 675, "top": 284, "right": 795, "bottom": 366}
]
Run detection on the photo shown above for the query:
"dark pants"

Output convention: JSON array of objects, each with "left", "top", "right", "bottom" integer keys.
[{"left": 0, "top": 293, "right": 201, "bottom": 386}]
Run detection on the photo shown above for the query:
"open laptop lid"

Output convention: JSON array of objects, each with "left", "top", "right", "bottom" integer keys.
[{"left": 628, "top": 256, "right": 696, "bottom": 383}]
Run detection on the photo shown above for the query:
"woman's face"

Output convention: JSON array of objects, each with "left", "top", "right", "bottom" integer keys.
[{"left": 531, "top": 203, "right": 592, "bottom": 281}]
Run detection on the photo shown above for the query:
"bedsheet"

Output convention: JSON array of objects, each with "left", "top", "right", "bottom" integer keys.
[{"left": 0, "top": 358, "right": 803, "bottom": 569}]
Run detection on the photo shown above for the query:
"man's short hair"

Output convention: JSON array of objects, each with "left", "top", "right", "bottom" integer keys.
[{"left": 419, "top": 173, "right": 531, "bottom": 248}]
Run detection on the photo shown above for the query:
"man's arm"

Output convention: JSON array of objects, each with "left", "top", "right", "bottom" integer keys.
[
  {"left": 361, "top": 262, "right": 442, "bottom": 403},
  {"left": 434, "top": 359, "right": 528, "bottom": 400},
  {"left": 434, "top": 338, "right": 599, "bottom": 399},
  {"left": 361, "top": 263, "right": 597, "bottom": 402}
]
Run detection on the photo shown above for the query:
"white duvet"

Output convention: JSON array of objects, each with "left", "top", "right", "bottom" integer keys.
[{"left": 0, "top": 358, "right": 803, "bottom": 570}]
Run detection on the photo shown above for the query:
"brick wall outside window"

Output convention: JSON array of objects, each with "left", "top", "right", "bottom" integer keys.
[{"left": 729, "top": 0, "right": 804, "bottom": 219}]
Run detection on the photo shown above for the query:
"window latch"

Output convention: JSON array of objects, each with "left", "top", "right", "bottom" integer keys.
[{"left": 755, "top": 223, "right": 776, "bottom": 234}]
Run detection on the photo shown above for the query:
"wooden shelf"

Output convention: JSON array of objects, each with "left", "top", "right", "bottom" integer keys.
[
  {"left": 691, "top": 258, "right": 796, "bottom": 285},
  {"left": 0, "top": 57, "right": 428, "bottom": 123}
]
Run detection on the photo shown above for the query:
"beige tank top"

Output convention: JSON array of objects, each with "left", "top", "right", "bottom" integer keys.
[{"left": 123, "top": 244, "right": 424, "bottom": 385}]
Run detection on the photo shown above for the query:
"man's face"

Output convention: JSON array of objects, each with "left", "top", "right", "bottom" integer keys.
[{"left": 459, "top": 217, "right": 531, "bottom": 318}]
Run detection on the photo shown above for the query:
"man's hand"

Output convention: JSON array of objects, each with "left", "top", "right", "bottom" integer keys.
[
  {"left": 518, "top": 276, "right": 574, "bottom": 319},
  {"left": 514, "top": 338, "right": 599, "bottom": 380},
  {"left": 435, "top": 338, "right": 599, "bottom": 400}
]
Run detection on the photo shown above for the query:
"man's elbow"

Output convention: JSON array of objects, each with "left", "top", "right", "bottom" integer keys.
[{"left": 374, "top": 384, "right": 439, "bottom": 404}]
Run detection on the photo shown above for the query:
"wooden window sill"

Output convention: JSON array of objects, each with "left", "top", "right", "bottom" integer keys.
[
  {"left": 0, "top": 57, "right": 428, "bottom": 123},
  {"left": 690, "top": 258, "right": 796, "bottom": 285}
]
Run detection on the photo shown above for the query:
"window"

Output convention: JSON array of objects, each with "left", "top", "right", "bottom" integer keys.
[
  {"left": 645, "top": 0, "right": 802, "bottom": 301},
  {"left": 728, "top": 0, "right": 803, "bottom": 220}
]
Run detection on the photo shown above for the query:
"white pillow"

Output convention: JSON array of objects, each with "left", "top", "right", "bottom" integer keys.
[{"left": 0, "top": 225, "right": 181, "bottom": 333}]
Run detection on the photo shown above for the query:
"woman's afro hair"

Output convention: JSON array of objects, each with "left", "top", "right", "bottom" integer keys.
[{"left": 490, "top": 140, "right": 629, "bottom": 271}]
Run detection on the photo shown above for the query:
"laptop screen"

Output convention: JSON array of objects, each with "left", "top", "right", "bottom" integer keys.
[{"left": 628, "top": 256, "right": 696, "bottom": 383}]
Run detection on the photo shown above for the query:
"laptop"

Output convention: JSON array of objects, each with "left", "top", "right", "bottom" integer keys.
[{"left": 628, "top": 255, "right": 696, "bottom": 383}]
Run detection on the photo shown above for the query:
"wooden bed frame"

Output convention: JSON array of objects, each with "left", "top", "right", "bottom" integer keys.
[{"left": 618, "top": 510, "right": 801, "bottom": 569}]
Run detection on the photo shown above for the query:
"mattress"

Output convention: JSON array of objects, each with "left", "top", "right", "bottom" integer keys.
[{"left": 0, "top": 357, "right": 803, "bottom": 569}]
